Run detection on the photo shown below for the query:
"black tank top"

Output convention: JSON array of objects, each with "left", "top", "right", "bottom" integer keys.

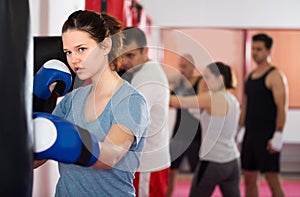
[
  {"left": 172, "top": 77, "right": 202, "bottom": 143},
  {"left": 245, "top": 67, "right": 277, "bottom": 135}
]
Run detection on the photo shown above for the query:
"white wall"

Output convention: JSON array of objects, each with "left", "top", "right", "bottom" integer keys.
[
  {"left": 31, "top": 0, "right": 300, "bottom": 35},
  {"left": 284, "top": 110, "right": 300, "bottom": 143},
  {"left": 29, "top": 0, "right": 85, "bottom": 36},
  {"left": 138, "top": 0, "right": 300, "bottom": 29}
]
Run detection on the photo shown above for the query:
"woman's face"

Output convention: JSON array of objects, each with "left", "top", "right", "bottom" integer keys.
[
  {"left": 203, "top": 67, "right": 223, "bottom": 92},
  {"left": 62, "top": 29, "right": 107, "bottom": 81}
]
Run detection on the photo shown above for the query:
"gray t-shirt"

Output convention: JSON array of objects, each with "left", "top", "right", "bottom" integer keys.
[{"left": 52, "top": 81, "right": 149, "bottom": 197}]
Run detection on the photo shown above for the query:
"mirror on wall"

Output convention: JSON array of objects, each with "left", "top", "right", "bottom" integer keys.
[{"left": 161, "top": 28, "right": 300, "bottom": 108}]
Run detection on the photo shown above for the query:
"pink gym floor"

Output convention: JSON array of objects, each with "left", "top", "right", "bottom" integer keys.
[{"left": 172, "top": 173, "right": 300, "bottom": 197}]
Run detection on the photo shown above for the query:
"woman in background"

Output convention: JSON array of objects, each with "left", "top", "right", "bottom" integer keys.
[{"left": 170, "top": 62, "right": 241, "bottom": 197}]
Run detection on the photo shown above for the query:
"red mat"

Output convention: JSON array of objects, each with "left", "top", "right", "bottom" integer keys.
[{"left": 172, "top": 180, "right": 300, "bottom": 197}]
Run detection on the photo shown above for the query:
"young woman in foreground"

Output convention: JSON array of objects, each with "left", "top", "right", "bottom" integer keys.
[{"left": 34, "top": 10, "right": 149, "bottom": 196}]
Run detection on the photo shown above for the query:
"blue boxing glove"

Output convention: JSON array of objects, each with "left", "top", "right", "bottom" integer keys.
[
  {"left": 33, "top": 112, "right": 100, "bottom": 167},
  {"left": 33, "top": 59, "right": 72, "bottom": 100}
]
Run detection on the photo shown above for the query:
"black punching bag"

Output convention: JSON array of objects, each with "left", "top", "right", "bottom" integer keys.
[{"left": 0, "top": 0, "right": 33, "bottom": 196}]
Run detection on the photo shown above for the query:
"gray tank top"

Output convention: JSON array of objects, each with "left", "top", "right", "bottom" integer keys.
[{"left": 200, "top": 92, "right": 241, "bottom": 163}]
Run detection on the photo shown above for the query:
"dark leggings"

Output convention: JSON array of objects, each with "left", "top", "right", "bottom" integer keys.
[{"left": 189, "top": 159, "right": 241, "bottom": 197}]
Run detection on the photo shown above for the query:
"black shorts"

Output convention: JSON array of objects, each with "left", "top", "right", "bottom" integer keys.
[
  {"left": 241, "top": 133, "right": 280, "bottom": 173},
  {"left": 170, "top": 141, "right": 200, "bottom": 172}
]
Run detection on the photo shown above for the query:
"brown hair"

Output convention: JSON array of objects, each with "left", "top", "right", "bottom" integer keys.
[
  {"left": 122, "top": 27, "right": 147, "bottom": 51},
  {"left": 207, "top": 61, "right": 235, "bottom": 89}
]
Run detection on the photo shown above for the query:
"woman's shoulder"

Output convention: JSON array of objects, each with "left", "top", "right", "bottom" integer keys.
[
  {"left": 225, "top": 92, "right": 240, "bottom": 108},
  {"left": 72, "top": 85, "right": 91, "bottom": 96},
  {"left": 114, "top": 81, "right": 147, "bottom": 102}
]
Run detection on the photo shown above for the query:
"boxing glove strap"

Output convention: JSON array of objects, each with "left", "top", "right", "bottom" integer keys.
[
  {"left": 53, "top": 80, "right": 67, "bottom": 97},
  {"left": 75, "top": 126, "right": 96, "bottom": 166}
]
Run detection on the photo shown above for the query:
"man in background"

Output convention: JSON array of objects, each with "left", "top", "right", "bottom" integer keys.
[
  {"left": 120, "top": 27, "right": 171, "bottom": 197},
  {"left": 167, "top": 54, "right": 207, "bottom": 197},
  {"left": 240, "top": 33, "right": 288, "bottom": 197}
]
